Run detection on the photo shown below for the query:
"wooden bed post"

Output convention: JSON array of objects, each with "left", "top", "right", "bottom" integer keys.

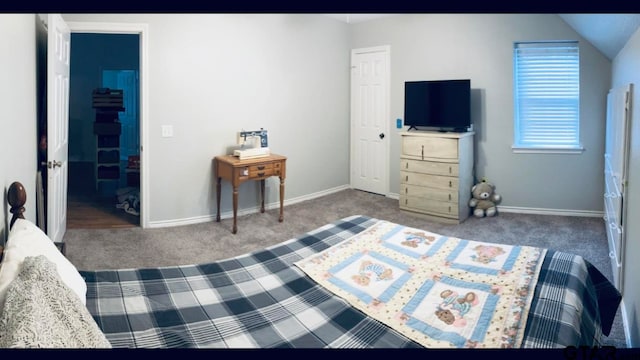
[{"left": 8, "top": 181, "right": 26, "bottom": 230}]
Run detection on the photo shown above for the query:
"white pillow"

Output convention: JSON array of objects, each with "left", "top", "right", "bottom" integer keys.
[{"left": 0, "top": 219, "right": 86, "bottom": 315}]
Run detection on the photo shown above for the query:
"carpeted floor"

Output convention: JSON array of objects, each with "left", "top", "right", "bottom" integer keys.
[{"left": 62, "top": 188, "right": 627, "bottom": 348}]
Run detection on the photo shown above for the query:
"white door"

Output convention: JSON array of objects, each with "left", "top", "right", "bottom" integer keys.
[
  {"left": 47, "top": 14, "right": 70, "bottom": 244},
  {"left": 350, "top": 46, "right": 390, "bottom": 195}
]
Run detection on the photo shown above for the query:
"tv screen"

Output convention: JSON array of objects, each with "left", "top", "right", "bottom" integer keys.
[{"left": 404, "top": 79, "right": 471, "bottom": 132}]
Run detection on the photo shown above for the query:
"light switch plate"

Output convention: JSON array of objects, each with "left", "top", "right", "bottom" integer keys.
[{"left": 161, "top": 125, "right": 173, "bottom": 137}]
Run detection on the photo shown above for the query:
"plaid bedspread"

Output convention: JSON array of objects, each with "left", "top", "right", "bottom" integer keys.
[{"left": 80, "top": 215, "right": 620, "bottom": 348}]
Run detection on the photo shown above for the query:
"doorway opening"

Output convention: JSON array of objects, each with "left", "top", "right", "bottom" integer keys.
[{"left": 67, "top": 33, "right": 140, "bottom": 229}]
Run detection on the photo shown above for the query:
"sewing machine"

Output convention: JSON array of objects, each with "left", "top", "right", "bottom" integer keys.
[{"left": 233, "top": 129, "right": 270, "bottom": 160}]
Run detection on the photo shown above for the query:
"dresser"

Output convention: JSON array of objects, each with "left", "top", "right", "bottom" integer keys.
[{"left": 399, "top": 131, "right": 474, "bottom": 223}]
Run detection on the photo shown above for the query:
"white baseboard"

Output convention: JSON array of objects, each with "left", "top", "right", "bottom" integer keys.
[
  {"left": 620, "top": 299, "right": 634, "bottom": 348},
  {"left": 386, "top": 192, "right": 399, "bottom": 200},
  {"left": 148, "top": 189, "right": 604, "bottom": 227},
  {"left": 387, "top": 193, "right": 603, "bottom": 218},
  {"left": 497, "top": 205, "right": 604, "bottom": 218},
  {"left": 148, "top": 214, "right": 217, "bottom": 228},
  {"left": 147, "top": 184, "right": 351, "bottom": 228}
]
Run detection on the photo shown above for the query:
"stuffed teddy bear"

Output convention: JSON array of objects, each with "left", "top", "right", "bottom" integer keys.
[{"left": 469, "top": 178, "right": 501, "bottom": 218}]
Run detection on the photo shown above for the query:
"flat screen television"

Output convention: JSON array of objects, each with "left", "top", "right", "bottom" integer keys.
[{"left": 404, "top": 79, "right": 471, "bottom": 132}]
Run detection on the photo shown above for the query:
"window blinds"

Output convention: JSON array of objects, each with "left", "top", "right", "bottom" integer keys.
[{"left": 513, "top": 41, "right": 581, "bottom": 150}]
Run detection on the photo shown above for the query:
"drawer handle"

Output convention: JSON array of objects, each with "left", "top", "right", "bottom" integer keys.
[
  {"left": 449, "top": 181, "right": 452, "bottom": 187},
  {"left": 421, "top": 145, "right": 424, "bottom": 160},
  {"left": 406, "top": 175, "right": 408, "bottom": 182},
  {"left": 405, "top": 162, "right": 408, "bottom": 169},
  {"left": 609, "top": 222, "right": 617, "bottom": 230},
  {"left": 448, "top": 206, "right": 451, "bottom": 213},
  {"left": 257, "top": 166, "right": 265, "bottom": 170},
  {"left": 405, "top": 187, "right": 408, "bottom": 194},
  {"left": 448, "top": 194, "right": 451, "bottom": 201},
  {"left": 449, "top": 166, "right": 452, "bottom": 174},
  {"left": 405, "top": 199, "right": 408, "bottom": 205},
  {"left": 609, "top": 222, "right": 622, "bottom": 234},
  {"left": 257, "top": 172, "right": 265, "bottom": 177}
]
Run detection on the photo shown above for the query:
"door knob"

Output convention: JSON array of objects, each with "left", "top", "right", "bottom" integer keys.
[
  {"left": 379, "top": 133, "right": 385, "bottom": 139},
  {"left": 48, "top": 160, "right": 62, "bottom": 169}
]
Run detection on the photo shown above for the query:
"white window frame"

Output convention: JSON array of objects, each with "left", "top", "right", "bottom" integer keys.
[{"left": 512, "top": 41, "right": 584, "bottom": 154}]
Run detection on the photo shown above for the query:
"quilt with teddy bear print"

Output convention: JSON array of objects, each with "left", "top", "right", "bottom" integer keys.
[{"left": 294, "top": 220, "right": 546, "bottom": 348}]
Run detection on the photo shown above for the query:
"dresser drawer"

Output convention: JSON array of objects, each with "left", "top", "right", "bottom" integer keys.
[
  {"left": 249, "top": 163, "right": 274, "bottom": 179},
  {"left": 401, "top": 171, "right": 458, "bottom": 190},
  {"left": 401, "top": 159, "right": 458, "bottom": 176},
  {"left": 402, "top": 136, "right": 458, "bottom": 159},
  {"left": 400, "top": 196, "right": 458, "bottom": 217},
  {"left": 604, "top": 193, "right": 618, "bottom": 226},
  {"left": 401, "top": 184, "right": 458, "bottom": 203}
]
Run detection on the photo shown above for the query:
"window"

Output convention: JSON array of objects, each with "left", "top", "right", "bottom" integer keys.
[{"left": 513, "top": 41, "right": 583, "bottom": 153}]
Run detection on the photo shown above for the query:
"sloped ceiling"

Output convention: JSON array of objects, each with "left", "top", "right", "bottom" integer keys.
[
  {"left": 558, "top": 14, "right": 640, "bottom": 60},
  {"left": 324, "top": 14, "right": 640, "bottom": 61}
]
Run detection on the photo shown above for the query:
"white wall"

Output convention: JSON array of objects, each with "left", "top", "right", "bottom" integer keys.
[
  {"left": 62, "top": 14, "right": 352, "bottom": 224},
  {"left": 350, "top": 14, "right": 611, "bottom": 213},
  {"left": 611, "top": 26, "right": 640, "bottom": 347},
  {"left": 0, "top": 14, "right": 38, "bottom": 243}
]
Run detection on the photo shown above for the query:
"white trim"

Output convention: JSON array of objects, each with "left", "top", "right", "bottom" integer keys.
[
  {"left": 620, "top": 299, "right": 633, "bottom": 348},
  {"left": 512, "top": 146, "right": 585, "bottom": 154},
  {"left": 66, "top": 22, "right": 144, "bottom": 33},
  {"left": 67, "top": 21, "right": 150, "bottom": 229},
  {"left": 148, "top": 185, "right": 351, "bottom": 228},
  {"left": 353, "top": 45, "right": 391, "bottom": 55},
  {"left": 388, "top": 194, "right": 603, "bottom": 218},
  {"left": 497, "top": 205, "right": 604, "bottom": 218}
]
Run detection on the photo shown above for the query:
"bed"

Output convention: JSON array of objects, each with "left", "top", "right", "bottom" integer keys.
[{"left": 0, "top": 181, "right": 622, "bottom": 349}]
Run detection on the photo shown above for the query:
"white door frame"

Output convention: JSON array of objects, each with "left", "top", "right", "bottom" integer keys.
[
  {"left": 350, "top": 45, "right": 391, "bottom": 196},
  {"left": 66, "top": 21, "right": 150, "bottom": 228}
]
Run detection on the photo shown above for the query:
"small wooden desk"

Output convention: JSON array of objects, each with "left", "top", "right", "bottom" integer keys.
[{"left": 214, "top": 153, "right": 287, "bottom": 234}]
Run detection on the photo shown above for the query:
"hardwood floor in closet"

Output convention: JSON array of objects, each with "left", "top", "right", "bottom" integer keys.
[
  {"left": 67, "top": 161, "right": 138, "bottom": 229},
  {"left": 67, "top": 194, "right": 138, "bottom": 229}
]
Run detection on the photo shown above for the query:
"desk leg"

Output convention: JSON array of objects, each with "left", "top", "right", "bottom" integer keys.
[
  {"left": 232, "top": 185, "right": 238, "bottom": 234},
  {"left": 279, "top": 176, "right": 285, "bottom": 222},
  {"left": 216, "top": 177, "right": 221, "bottom": 222},
  {"left": 260, "top": 179, "right": 265, "bottom": 213}
]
